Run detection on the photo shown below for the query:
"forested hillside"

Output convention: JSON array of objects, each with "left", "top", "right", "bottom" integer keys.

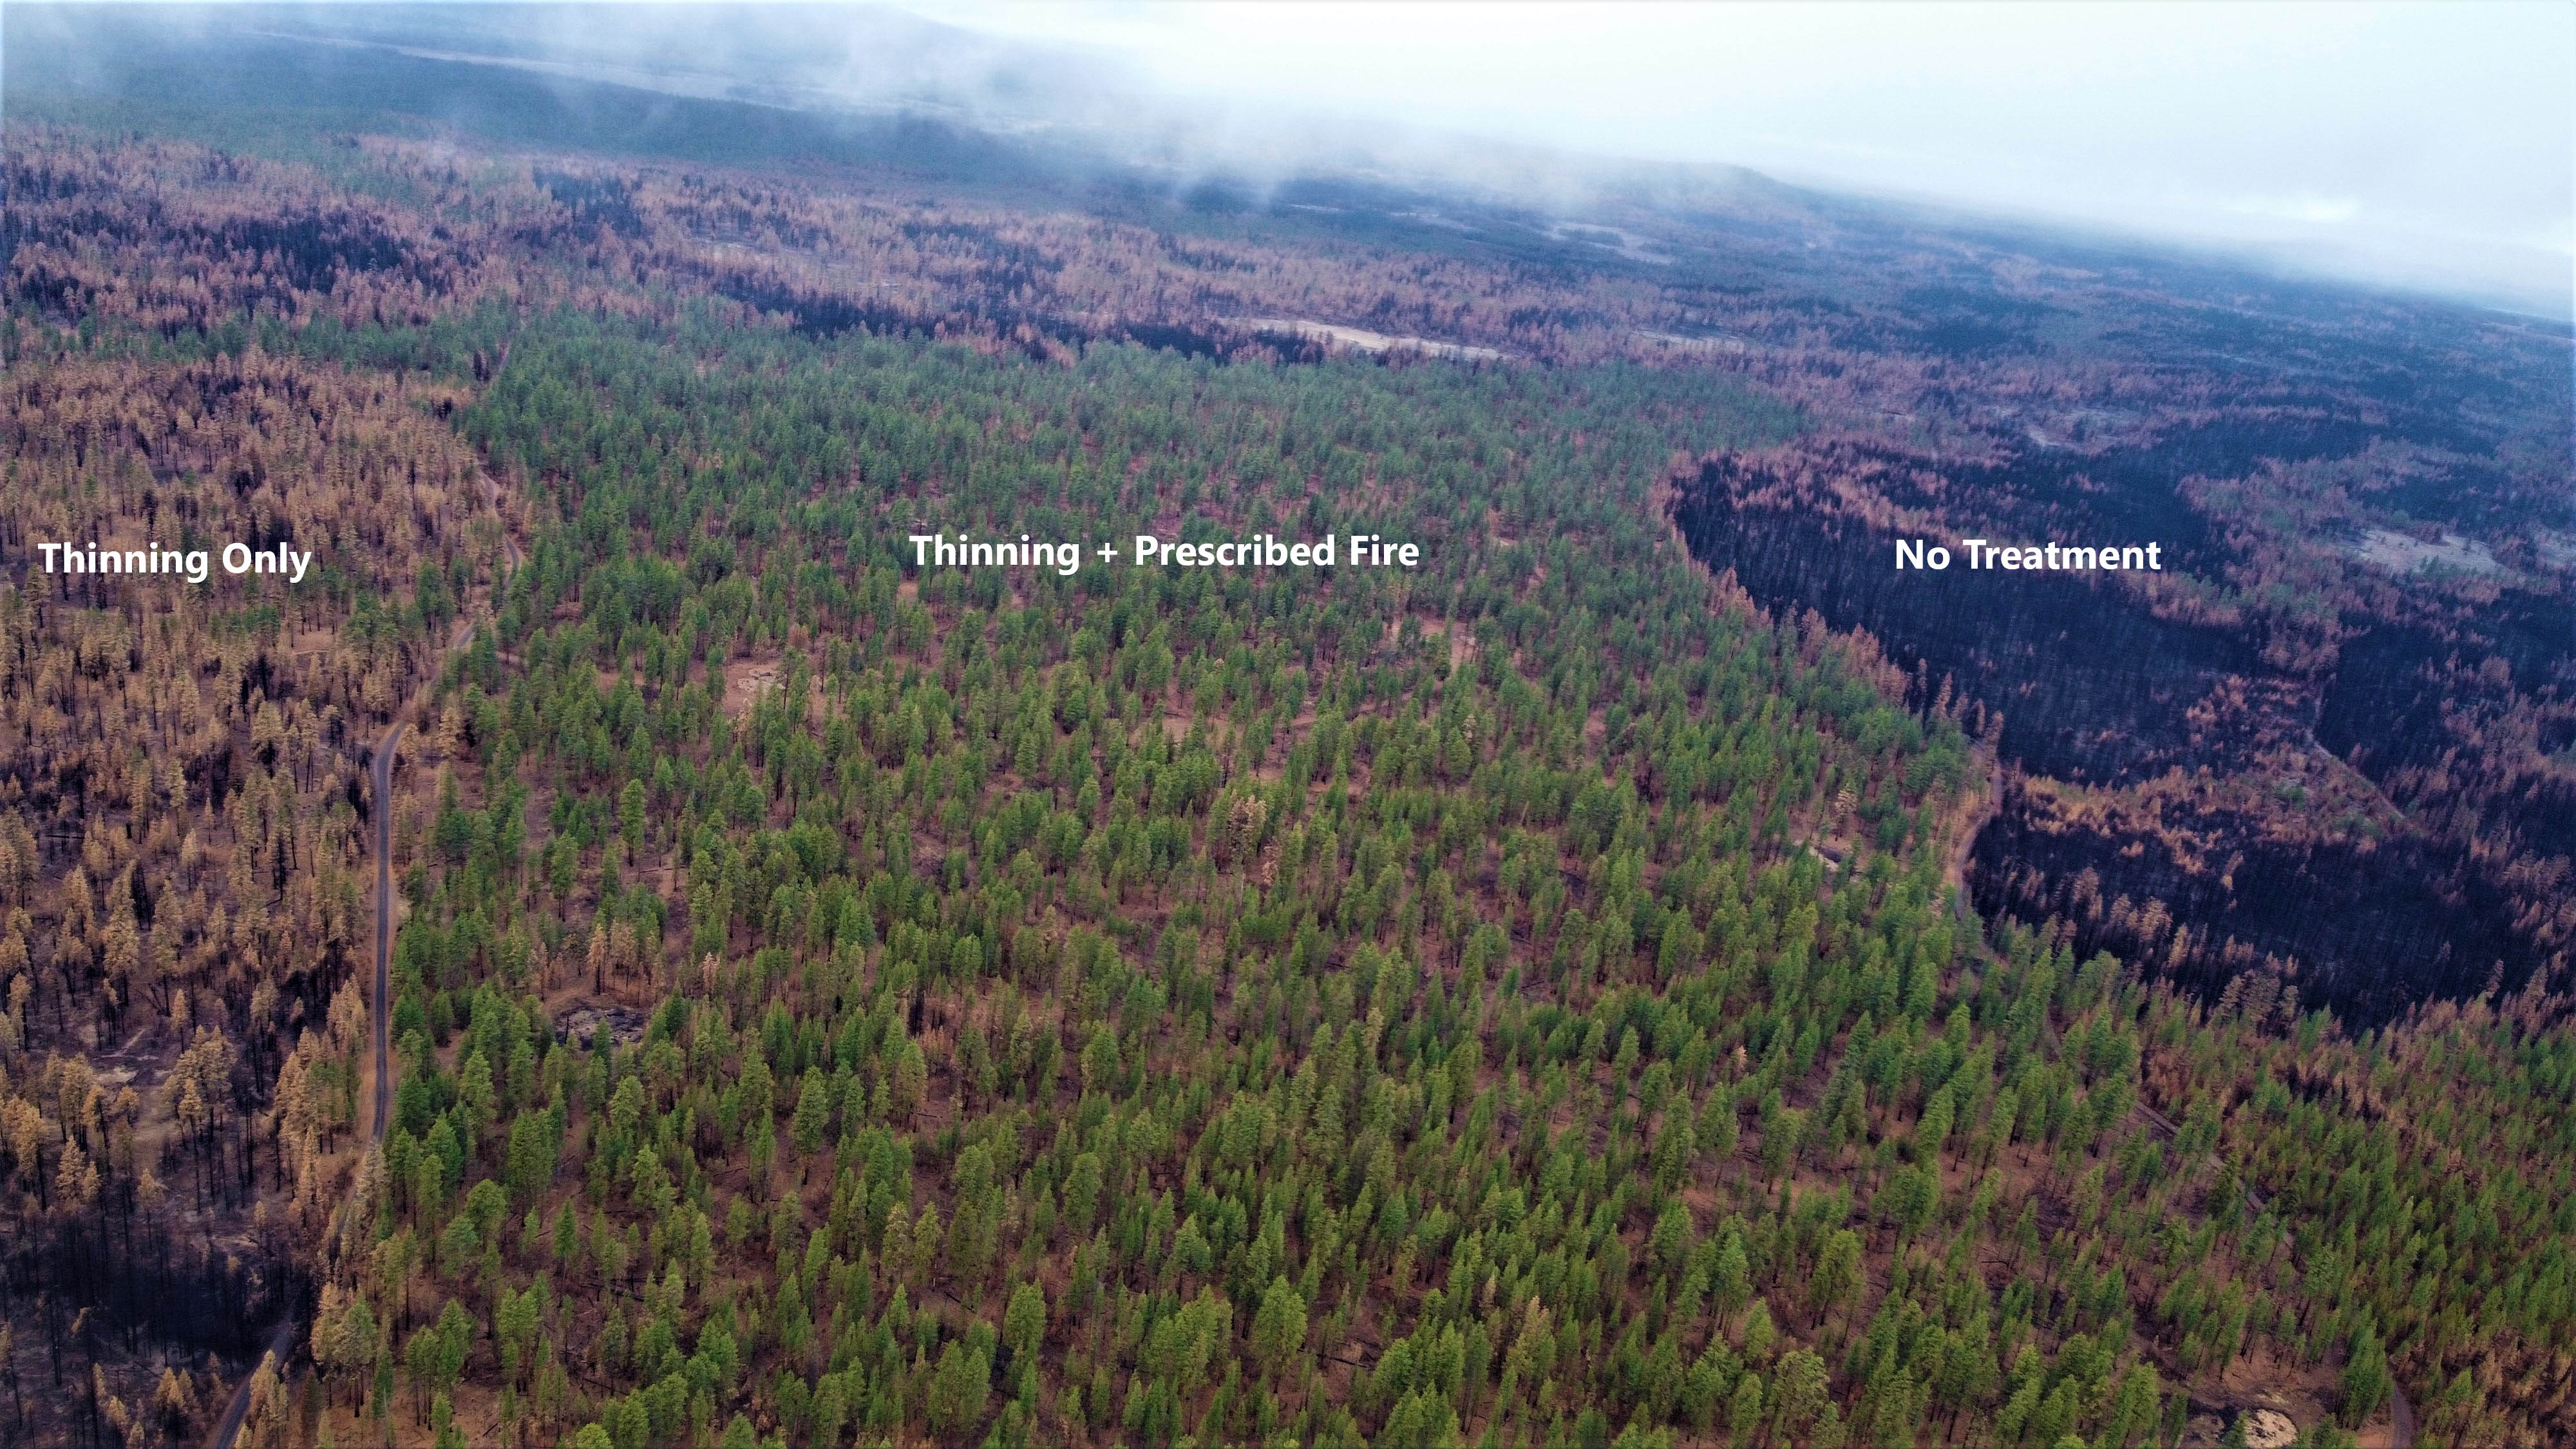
[
  {"left": 0, "top": 318, "right": 514, "bottom": 1441},
  {"left": 2, "top": 57, "right": 2573, "bottom": 1449}
]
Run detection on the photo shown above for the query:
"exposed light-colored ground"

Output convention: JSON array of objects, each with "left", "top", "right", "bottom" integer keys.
[
  {"left": 1223, "top": 316, "right": 1506, "bottom": 360},
  {"left": 2351, "top": 526, "right": 2501, "bottom": 576}
]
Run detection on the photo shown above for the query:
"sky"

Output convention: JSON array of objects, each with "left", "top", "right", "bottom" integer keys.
[{"left": 911, "top": 0, "right": 2576, "bottom": 316}]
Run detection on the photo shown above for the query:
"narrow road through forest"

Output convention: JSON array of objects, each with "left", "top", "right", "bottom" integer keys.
[
  {"left": 198, "top": 1316, "right": 299, "bottom": 1449},
  {"left": 203, "top": 462, "right": 520, "bottom": 1448},
  {"left": 367, "top": 717, "right": 404, "bottom": 1143}
]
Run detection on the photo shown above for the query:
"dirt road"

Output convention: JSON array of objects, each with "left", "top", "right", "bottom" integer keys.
[
  {"left": 204, "top": 479, "right": 520, "bottom": 1449},
  {"left": 367, "top": 718, "right": 403, "bottom": 1141}
]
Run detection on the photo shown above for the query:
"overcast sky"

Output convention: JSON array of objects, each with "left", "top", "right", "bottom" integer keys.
[{"left": 911, "top": 0, "right": 2574, "bottom": 315}]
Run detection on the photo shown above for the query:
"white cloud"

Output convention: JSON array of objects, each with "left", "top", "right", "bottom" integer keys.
[{"left": 911, "top": 0, "right": 2575, "bottom": 312}]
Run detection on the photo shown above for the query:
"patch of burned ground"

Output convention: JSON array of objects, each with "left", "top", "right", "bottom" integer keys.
[{"left": 554, "top": 1001, "right": 650, "bottom": 1049}]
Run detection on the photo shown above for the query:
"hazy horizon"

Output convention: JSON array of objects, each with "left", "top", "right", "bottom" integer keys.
[
  {"left": 6, "top": 0, "right": 2570, "bottom": 316},
  {"left": 916, "top": 0, "right": 2573, "bottom": 317}
]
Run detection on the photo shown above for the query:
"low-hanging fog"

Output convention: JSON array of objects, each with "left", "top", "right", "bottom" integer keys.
[
  {"left": 929, "top": 0, "right": 2571, "bottom": 316},
  {"left": 10, "top": 1, "right": 2568, "bottom": 314}
]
